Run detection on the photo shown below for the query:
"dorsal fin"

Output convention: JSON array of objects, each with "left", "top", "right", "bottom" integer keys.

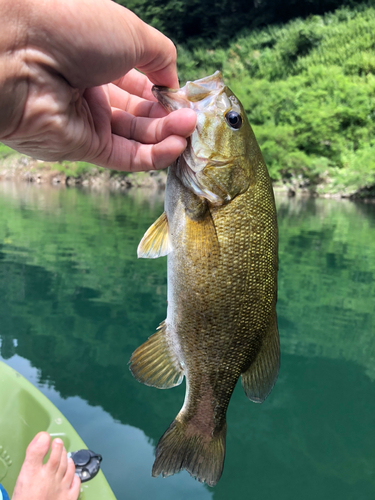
[
  {"left": 241, "top": 311, "right": 280, "bottom": 403},
  {"left": 137, "top": 212, "right": 172, "bottom": 259}
]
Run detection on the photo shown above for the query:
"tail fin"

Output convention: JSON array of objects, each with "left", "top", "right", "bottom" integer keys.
[{"left": 152, "top": 418, "right": 226, "bottom": 487}]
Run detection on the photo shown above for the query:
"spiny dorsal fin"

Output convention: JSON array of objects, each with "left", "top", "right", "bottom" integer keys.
[
  {"left": 241, "top": 311, "right": 280, "bottom": 403},
  {"left": 137, "top": 212, "right": 172, "bottom": 259},
  {"left": 129, "top": 321, "right": 183, "bottom": 389}
]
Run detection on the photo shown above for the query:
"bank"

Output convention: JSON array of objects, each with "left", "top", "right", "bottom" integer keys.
[{"left": 0, "top": 148, "right": 374, "bottom": 201}]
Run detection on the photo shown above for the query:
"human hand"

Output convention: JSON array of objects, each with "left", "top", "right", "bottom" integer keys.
[{"left": 0, "top": 0, "right": 196, "bottom": 171}]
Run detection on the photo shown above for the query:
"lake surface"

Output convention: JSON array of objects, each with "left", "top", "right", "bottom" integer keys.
[{"left": 0, "top": 182, "right": 374, "bottom": 500}]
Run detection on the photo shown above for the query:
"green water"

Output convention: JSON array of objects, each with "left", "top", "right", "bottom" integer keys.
[{"left": 0, "top": 182, "right": 374, "bottom": 500}]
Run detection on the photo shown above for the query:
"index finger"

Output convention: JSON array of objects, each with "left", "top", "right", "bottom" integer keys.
[{"left": 112, "top": 69, "right": 155, "bottom": 102}]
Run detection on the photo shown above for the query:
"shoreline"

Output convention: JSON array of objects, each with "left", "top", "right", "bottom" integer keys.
[
  {"left": 1, "top": 155, "right": 374, "bottom": 202},
  {"left": 0, "top": 155, "right": 168, "bottom": 192}
]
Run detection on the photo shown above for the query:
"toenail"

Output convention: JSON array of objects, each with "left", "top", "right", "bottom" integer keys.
[{"left": 33, "top": 432, "right": 45, "bottom": 443}]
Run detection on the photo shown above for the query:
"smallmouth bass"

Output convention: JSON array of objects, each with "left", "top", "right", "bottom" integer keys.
[{"left": 129, "top": 71, "right": 279, "bottom": 486}]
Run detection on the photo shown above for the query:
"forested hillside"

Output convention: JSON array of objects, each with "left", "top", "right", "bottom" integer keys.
[
  {"left": 116, "top": 0, "right": 372, "bottom": 46},
  {"left": 1, "top": 2, "right": 374, "bottom": 196},
  {"left": 114, "top": 0, "right": 375, "bottom": 196},
  {"left": 175, "top": 7, "right": 375, "bottom": 195}
]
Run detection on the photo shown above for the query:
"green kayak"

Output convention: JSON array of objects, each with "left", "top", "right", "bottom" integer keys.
[{"left": 0, "top": 361, "right": 116, "bottom": 499}]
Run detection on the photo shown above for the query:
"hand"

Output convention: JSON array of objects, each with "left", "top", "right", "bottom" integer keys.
[{"left": 0, "top": 0, "right": 196, "bottom": 171}]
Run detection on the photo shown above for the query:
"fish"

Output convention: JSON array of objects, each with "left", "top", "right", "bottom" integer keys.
[{"left": 129, "top": 71, "right": 279, "bottom": 487}]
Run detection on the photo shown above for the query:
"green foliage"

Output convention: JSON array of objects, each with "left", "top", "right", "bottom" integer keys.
[
  {"left": 2, "top": 6, "right": 375, "bottom": 195},
  {"left": 322, "top": 143, "right": 375, "bottom": 194},
  {"left": 115, "top": 0, "right": 375, "bottom": 46},
  {"left": 176, "top": 6, "right": 375, "bottom": 193},
  {"left": 53, "top": 161, "right": 104, "bottom": 178},
  {"left": 0, "top": 143, "right": 17, "bottom": 160}
]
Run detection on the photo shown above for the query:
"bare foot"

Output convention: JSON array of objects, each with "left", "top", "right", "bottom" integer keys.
[{"left": 12, "top": 432, "right": 81, "bottom": 500}]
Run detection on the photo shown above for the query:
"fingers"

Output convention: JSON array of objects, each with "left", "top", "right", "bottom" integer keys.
[
  {"left": 107, "top": 84, "right": 167, "bottom": 119},
  {"left": 84, "top": 87, "right": 196, "bottom": 171},
  {"left": 102, "top": 107, "right": 196, "bottom": 171},
  {"left": 112, "top": 70, "right": 156, "bottom": 102},
  {"left": 111, "top": 107, "right": 196, "bottom": 145},
  {"left": 97, "top": 134, "right": 188, "bottom": 172}
]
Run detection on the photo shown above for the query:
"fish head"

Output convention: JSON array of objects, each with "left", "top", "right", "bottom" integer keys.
[{"left": 153, "top": 71, "right": 259, "bottom": 205}]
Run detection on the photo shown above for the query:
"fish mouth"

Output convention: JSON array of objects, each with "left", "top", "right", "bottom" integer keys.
[
  {"left": 153, "top": 72, "right": 232, "bottom": 205},
  {"left": 152, "top": 71, "right": 225, "bottom": 112},
  {"left": 152, "top": 86, "right": 189, "bottom": 112}
]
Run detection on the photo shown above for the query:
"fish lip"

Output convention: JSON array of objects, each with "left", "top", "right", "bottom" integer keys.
[
  {"left": 152, "top": 85, "right": 171, "bottom": 112},
  {"left": 152, "top": 85, "right": 187, "bottom": 112},
  {"left": 151, "top": 85, "right": 170, "bottom": 101},
  {"left": 152, "top": 71, "right": 225, "bottom": 110}
]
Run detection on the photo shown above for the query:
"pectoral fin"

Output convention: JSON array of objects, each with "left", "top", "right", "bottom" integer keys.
[
  {"left": 184, "top": 210, "right": 219, "bottom": 259},
  {"left": 137, "top": 212, "right": 172, "bottom": 259},
  {"left": 129, "top": 321, "right": 184, "bottom": 389},
  {"left": 241, "top": 312, "right": 280, "bottom": 403},
  {"left": 180, "top": 186, "right": 220, "bottom": 259}
]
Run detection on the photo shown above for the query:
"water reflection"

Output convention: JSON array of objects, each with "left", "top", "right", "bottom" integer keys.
[
  {"left": 277, "top": 195, "right": 375, "bottom": 380},
  {"left": 3, "top": 355, "right": 212, "bottom": 500},
  {"left": 0, "top": 182, "right": 374, "bottom": 499}
]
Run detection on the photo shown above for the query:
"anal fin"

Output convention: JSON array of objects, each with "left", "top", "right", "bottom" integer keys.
[
  {"left": 137, "top": 212, "right": 172, "bottom": 259},
  {"left": 241, "top": 311, "right": 280, "bottom": 403},
  {"left": 129, "top": 321, "right": 183, "bottom": 389}
]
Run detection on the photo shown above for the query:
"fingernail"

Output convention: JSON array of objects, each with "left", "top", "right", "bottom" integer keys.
[{"left": 54, "top": 438, "right": 63, "bottom": 445}]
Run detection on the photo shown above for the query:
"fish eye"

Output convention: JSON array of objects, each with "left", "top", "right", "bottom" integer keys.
[{"left": 225, "top": 111, "right": 242, "bottom": 130}]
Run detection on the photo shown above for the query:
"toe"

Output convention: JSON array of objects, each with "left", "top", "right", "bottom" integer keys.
[
  {"left": 63, "top": 457, "right": 76, "bottom": 487},
  {"left": 24, "top": 432, "right": 51, "bottom": 468},
  {"left": 46, "top": 438, "right": 64, "bottom": 473},
  {"left": 68, "top": 474, "right": 81, "bottom": 500},
  {"left": 57, "top": 447, "right": 68, "bottom": 479}
]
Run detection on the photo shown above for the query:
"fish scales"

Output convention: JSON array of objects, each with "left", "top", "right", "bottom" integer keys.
[{"left": 130, "top": 71, "right": 279, "bottom": 486}]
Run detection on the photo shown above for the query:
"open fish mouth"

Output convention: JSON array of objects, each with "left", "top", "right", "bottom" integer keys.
[
  {"left": 152, "top": 72, "right": 235, "bottom": 205},
  {"left": 152, "top": 86, "right": 188, "bottom": 112},
  {"left": 152, "top": 71, "right": 225, "bottom": 112}
]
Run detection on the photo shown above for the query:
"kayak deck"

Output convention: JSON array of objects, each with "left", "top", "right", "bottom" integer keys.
[{"left": 0, "top": 361, "right": 116, "bottom": 499}]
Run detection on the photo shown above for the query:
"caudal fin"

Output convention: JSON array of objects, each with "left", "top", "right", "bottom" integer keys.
[{"left": 152, "top": 418, "right": 226, "bottom": 487}]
